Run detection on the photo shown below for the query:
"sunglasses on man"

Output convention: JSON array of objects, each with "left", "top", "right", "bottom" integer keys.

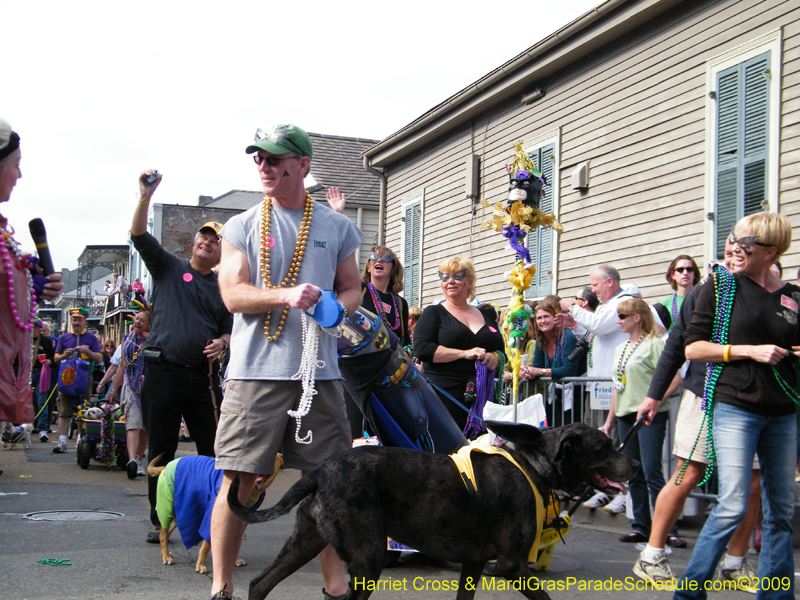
[
  {"left": 253, "top": 154, "right": 300, "bottom": 167},
  {"left": 673, "top": 267, "right": 695, "bottom": 274},
  {"left": 369, "top": 252, "right": 396, "bottom": 263}
]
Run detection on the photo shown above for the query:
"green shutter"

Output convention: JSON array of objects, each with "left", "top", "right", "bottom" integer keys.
[
  {"left": 714, "top": 52, "right": 769, "bottom": 258},
  {"left": 403, "top": 201, "right": 422, "bottom": 307},
  {"left": 525, "top": 143, "right": 556, "bottom": 298}
]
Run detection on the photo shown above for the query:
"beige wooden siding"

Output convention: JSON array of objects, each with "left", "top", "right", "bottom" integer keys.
[
  {"left": 340, "top": 206, "right": 380, "bottom": 273},
  {"left": 384, "top": 0, "right": 800, "bottom": 310}
]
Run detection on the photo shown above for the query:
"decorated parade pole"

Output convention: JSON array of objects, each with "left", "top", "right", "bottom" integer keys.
[{"left": 481, "top": 142, "right": 563, "bottom": 421}]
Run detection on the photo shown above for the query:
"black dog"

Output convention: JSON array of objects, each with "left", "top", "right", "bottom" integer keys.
[{"left": 228, "top": 421, "right": 638, "bottom": 600}]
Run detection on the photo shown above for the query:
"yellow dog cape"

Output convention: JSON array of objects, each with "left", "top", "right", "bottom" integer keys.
[{"left": 449, "top": 444, "right": 545, "bottom": 562}]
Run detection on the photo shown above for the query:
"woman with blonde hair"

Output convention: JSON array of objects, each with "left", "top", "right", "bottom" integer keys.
[
  {"left": 675, "top": 213, "right": 798, "bottom": 598},
  {"left": 602, "top": 298, "right": 679, "bottom": 546},
  {"left": 413, "top": 257, "right": 504, "bottom": 436}
]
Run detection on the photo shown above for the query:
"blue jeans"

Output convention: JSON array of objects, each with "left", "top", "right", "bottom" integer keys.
[
  {"left": 617, "top": 411, "right": 675, "bottom": 536},
  {"left": 30, "top": 372, "right": 50, "bottom": 432},
  {"left": 674, "top": 402, "right": 796, "bottom": 600}
]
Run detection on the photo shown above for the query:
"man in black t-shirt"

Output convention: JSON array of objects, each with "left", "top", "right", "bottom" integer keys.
[{"left": 131, "top": 170, "right": 232, "bottom": 544}]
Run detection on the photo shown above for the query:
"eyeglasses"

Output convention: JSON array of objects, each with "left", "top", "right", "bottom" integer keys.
[
  {"left": 728, "top": 231, "right": 773, "bottom": 255},
  {"left": 617, "top": 314, "right": 631, "bottom": 320},
  {"left": 674, "top": 267, "right": 695, "bottom": 274},
  {"left": 438, "top": 269, "right": 468, "bottom": 282},
  {"left": 254, "top": 128, "right": 307, "bottom": 158},
  {"left": 369, "top": 252, "right": 395, "bottom": 263},
  {"left": 104, "top": 344, "right": 114, "bottom": 349},
  {"left": 574, "top": 296, "right": 586, "bottom": 302},
  {"left": 253, "top": 154, "right": 300, "bottom": 167}
]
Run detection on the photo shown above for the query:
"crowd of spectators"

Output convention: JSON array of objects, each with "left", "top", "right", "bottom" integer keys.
[{"left": 4, "top": 114, "right": 797, "bottom": 600}]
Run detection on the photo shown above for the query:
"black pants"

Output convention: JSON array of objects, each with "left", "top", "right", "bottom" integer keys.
[{"left": 141, "top": 361, "right": 219, "bottom": 526}]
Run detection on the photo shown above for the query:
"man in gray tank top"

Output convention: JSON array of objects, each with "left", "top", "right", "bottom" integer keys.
[{"left": 209, "top": 124, "right": 363, "bottom": 600}]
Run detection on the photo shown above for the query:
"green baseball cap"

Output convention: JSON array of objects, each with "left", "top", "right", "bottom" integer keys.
[{"left": 246, "top": 124, "right": 313, "bottom": 159}]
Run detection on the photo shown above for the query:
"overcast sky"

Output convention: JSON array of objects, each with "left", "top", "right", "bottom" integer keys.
[{"left": 2, "top": 0, "right": 599, "bottom": 269}]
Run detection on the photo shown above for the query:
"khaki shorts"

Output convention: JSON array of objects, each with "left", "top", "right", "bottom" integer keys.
[
  {"left": 673, "top": 390, "right": 760, "bottom": 469},
  {"left": 214, "top": 379, "right": 350, "bottom": 474},
  {"left": 56, "top": 391, "right": 87, "bottom": 418}
]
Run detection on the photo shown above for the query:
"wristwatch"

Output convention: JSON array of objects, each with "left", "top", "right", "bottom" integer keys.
[{"left": 220, "top": 339, "right": 228, "bottom": 351}]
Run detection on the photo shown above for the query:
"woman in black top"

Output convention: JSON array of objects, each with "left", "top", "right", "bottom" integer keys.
[
  {"left": 413, "top": 257, "right": 504, "bottom": 435},
  {"left": 360, "top": 246, "right": 411, "bottom": 347},
  {"left": 676, "top": 213, "right": 799, "bottom": 598}
]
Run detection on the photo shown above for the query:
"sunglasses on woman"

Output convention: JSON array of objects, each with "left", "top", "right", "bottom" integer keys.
[
  {"left": 369, "top": 252, "right": 396, "bottom": 263},
  {"left": 438, "top": 269, "right": 468, "bottom": 282},
  {"left": 617, "top": 314, "right": 630, "bottom": 320},
  {"left": 728, "top": 231, "right": 773, "bottom": 255}
]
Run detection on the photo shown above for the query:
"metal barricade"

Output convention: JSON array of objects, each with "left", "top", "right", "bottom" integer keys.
[{"left": 497, "top": 376, "right": 613, "bottom": 430}]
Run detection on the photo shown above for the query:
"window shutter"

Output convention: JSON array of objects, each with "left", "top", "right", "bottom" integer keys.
[
  {"left": 525, "top": 143, "right": 556, "bottom": 298},
  {"left": 403, "top": 201, "right": 422, "bottom": 307},
  {"left": 714, "top": 52, "right": 769, "bottom": 258}
]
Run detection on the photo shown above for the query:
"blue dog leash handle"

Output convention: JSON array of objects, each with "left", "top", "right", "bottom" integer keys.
[{"left": 305, "top": 290, "right": 345, "bottom": 328}]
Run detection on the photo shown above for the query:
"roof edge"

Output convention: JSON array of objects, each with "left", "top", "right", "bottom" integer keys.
[{"left": 363, "top": 0, "right": 681, "bottom": 167}]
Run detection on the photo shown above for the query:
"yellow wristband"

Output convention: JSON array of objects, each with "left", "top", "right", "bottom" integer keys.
[
  {"left": 138, "top": 199, "right": 150, "bottom": 204},
  {"left": 723, "top": 344, "right": 732, "bottom": 363}
]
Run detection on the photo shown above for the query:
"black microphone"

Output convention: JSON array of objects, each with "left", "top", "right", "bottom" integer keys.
[{"left": 28, "top": 218, "right": 55, "bottom": 276}]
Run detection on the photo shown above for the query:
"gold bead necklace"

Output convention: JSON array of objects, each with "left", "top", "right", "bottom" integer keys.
[{"left": 260, "top": 191, "right": 314, "bottom": 341}]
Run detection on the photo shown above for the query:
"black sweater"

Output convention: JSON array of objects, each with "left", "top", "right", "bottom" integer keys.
[{"left": 684, "top": 273, "right": 800, "bottom": 417}]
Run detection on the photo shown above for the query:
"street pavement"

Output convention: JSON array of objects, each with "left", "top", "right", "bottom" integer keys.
[{"left": 2, "top": 436, "right": 798, "bottom": 600}]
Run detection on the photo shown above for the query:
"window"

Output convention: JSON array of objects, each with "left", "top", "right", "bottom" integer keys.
[
  {"left": 524, "top": 138, "right": 558, "bottom": 299},
  {"left": 402, "top": 198, "right": 423, "bottom": 307},
  {"left": 706, "top": 31, "right": 781, "bottom": 260}
]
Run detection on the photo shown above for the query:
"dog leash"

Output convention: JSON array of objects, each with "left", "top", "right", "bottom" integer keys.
[
  {"left": 427, "top": 380, "right": 485, "bottom": 424},
  {"left": 207, "top": 356, "right": 219, "bottom": 425}
]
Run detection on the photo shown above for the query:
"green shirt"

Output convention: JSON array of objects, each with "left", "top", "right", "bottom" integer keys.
[
  {"left": 659, "top": 293, "right": 686, "bottom": 331},
  {"left": 612, "top": 335, "right": 667, "bottom": 417}
]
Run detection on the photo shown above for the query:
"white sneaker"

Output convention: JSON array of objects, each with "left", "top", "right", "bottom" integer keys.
[
  {"left": 633, "top": 551, "right": 677, "bottom": 584},
  {"left": 583, "top": 490, "right": 610, "bottom": 509},
  {"left": 718, "top": 559, "right": 759, "bottom": 594},
  {"left": 136, "top": 460, "right": 145, "bottom": 477},
  {"left": 605, "top": 493, "right": 627, "bottom": 514}
]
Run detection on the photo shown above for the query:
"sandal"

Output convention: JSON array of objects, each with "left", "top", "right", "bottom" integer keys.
[
  {"left": 619, "top": 531, "right": 648, "bottom": 543},
  {"left": 666, "top": 535, "right": 687, "bottom": 548}
]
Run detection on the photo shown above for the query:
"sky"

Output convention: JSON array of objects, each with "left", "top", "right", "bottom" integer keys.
[{"left": 2, "top": 0, "right": 600, "bottom": 270}]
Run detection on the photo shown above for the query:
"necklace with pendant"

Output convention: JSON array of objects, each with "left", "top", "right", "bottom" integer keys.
[{"left": 616, "top": 334, "right": 645, "bottom": 390}]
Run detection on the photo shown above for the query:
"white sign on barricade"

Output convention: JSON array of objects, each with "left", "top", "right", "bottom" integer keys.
[{"left": 589, "top": 381, "right": 614, "bottom": 411}]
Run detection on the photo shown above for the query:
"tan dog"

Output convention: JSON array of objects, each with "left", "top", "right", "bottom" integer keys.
[{"left": 148, "top": 453, "right": 282, "bottom": 573}]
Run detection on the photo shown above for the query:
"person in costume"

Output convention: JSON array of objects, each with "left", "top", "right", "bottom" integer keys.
[
  {"left": 674, "top": 213, "right": 798, "bottom": 600},
  {"left": 211, "top": 124, "right": 362, "bottom": 600},
  {"left": 530, "top": 303, "right": 579, "bottom": 426},
  {"left": 131, "top": 172, "right": 232, "bottom": 544},
  {"left": 53, "top": 307, "right": 103, "bottom": 453},
  {"left": 107, "top": 305, "right": 151, "bottom": 479},
  {"left": 413, "top": 257, "right": 505, "bottom": 436},
  {"left": 342, "top": 245, "right": 411, "bottom": 437},
  {"left": 0, "top": 117, "right": 63, "bottom": 427},
  {"left": 659, "top": 255, "right": 700, "bottom": 331},
  {"left": 602, "top": 298, "right": 678, "bottom": 546}
]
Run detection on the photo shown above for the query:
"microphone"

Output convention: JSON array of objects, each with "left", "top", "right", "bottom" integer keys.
[{"left": 28, "top": 218, "right": 55, "bottom": 276}]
